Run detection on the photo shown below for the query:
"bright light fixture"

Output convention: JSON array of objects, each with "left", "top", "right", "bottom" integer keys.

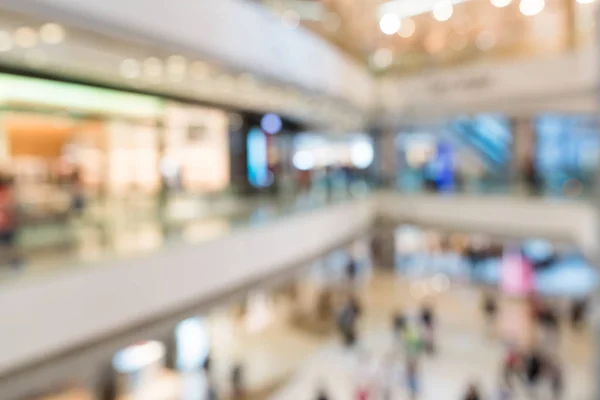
[
  {"left": 190, "top": 61, "right": 210, "bottom": 80},
  {"left": 371, "top": 48, "right": 393, "bottom": 69},
  {"left": 491, "top": 0, "right": 512, "bottom": 7},
  {"left": 433, "top": 1, "right": 454, "bottom": 21},
  {"left": 0, "top": 31, "right": 12, "bottom": 52},
  {"left": 519, "top": 0, "right": 545, "bottom": 16},
  {"left": 143, "top": 57, "right": 163, "bottom": 80},
  {"left": 119, "top": 59, "right": 141, "bottom": 79},
  {"left": 379, "top": 13, "right": 401, "bottom": 35},
  {"left": 398, "top": 17, "right": 416, "bottom": 37},
  {"left": 577, "top": 0, "right": 594, "bottom": 3},
  {"left": 476, "top": 30, "right": 496, "bottom": 50},
  {"left": 14, "top": 27, "right": 37, "bottom": 48},
  {"left": 378, "top": 0, "right": 466, "bottom": 20},
  {"left": 40, "top": 23, "right": 65, "bottom": 44}
]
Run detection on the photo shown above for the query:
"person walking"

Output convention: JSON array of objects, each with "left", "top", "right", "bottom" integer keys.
[
  {"left": 463, "top": 382, "right": 482, "bottom": 400},
  {"left": 420, "top": 303, "right": 436, "bottom": 354},
  {"left": 0, "top": 173, "right": 19, "bottom": 267},
  {"left": 482, "top": 291, "right": 499, "bottom": 336},
  {"left": 230, "top": 363, "right": 244, "bottom": 399},
  {"left": 405, "top": 358, "right": 420, "bottom": 400}
]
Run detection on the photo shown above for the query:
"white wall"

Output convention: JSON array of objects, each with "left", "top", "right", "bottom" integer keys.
[
  {"left": 377, "top": 192, "right": 598, "bottom": 257},
  {"left": 0, "top": 0, "right": 373, "bottom": 111},
  {"left": 378, "top": 47, "right": 596, "bottom": 122}
]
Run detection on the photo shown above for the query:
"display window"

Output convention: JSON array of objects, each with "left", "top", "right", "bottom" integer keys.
[
  {"left": 535, "top": 114, "right": 599, "bottom": 197},
  {"left": 113, "top": 341, "right": 182, "bottom": 400},
  {"left": 0, "top": 112, "right": 106, "bottom": 219},
  {"left": 163, "top": 103, "right": 230, "bottom": 193}
]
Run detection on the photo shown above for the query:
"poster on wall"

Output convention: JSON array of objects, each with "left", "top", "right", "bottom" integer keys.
[{"left": 247, "top": 127, "right": 270, "bottom": 188}]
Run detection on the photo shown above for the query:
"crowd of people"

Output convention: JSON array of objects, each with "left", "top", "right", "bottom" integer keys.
[{"left": 317, "top": 258, "right": 588, "bottom": 400}]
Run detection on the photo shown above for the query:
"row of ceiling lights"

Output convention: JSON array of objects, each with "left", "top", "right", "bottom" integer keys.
[
  {"left": 0, "top": 23, "right": 65, "bottom": 52},
  {"left": 118, "top": 56, "right": 360, "bottom": 125},
  {"left": 379, "top": 0, "right": 595, "bottom": 35},
  {"left": 0, "top": 22, "right": 361, "bottom": 128}
]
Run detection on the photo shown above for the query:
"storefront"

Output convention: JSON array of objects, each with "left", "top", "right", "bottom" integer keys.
[
  {"left": 396, "top": 114, "right": 512, "bottom": 193},
  {"left": 291, "top": 132, "right": 374, "bottom": 194},
  {"left": 533, "top": 114, "right": 599, "bottom": 198},
  {"left": 0, "top": 73, "right": 232, "bottom": 222}
]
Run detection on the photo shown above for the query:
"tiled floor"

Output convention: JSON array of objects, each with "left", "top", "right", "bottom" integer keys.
[
  {"left": 187, "top": 266, "right": 592, "bottom": 400},
  {"left": 37, "top": 268, "right": 595, "bottom": 400}
]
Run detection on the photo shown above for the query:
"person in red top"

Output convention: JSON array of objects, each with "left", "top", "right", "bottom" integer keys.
[{"left": 0, "top": 173, "right": 19, "bottom": 267}]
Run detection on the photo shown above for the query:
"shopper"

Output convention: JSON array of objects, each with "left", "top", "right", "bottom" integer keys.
[
  {"left": 230, "top": 363, "right": 244, "bottom": 399},
  {"left": 547, "top": 358, "right": 564, "bottom": 400},
  {"left": 0, "top": 173, "right": 19, "bottom": 267},
  {"left": 338, "top": 300, "right": 359, "bottom": 346},
  {"left": 392, "top": 309, "right": 407, "bottom": 339},
  {"left": 570, "top": 298, "right": 587, "bottom": 330},
  {"left": 70, "top": 167, "right": 86, "bottom": 217},
  {"left": 420, "top": 303, "right": 436, "bottom": 354},
  {"left": 463, "top": 382, "right": 482, "bottom": 400},
  {"left": 482, "top": 291, "right": 499, "bottom": 336},
  {"left": 316, "top": 387, "right": 330, "bottom": 400},
  {"left": 523, "top": 348, "right": 545, "bottom": 396},
  {"left": 502, "top": 343, "right": 522, "bottom": 389},
  {"left": 346, "top": 257, "right": 358, "bottom": 282},
  {"left": 403, "top": 323, "right": 423, "bottom": 359},
  {"left": 405, "top": 358, "right": 420, "bottom": 400}
]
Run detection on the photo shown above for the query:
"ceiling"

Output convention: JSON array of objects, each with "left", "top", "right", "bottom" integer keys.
[
  {"left": 256, "top": 0, "right": 596, "bottom": 74},
  {"left": 0, "top": 8, "right": 368, "bottom": 131}
]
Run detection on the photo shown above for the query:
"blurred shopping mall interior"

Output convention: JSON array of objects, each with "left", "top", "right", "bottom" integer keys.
[{"left": 0, "top": 0, "right": 598, "bottom": 399}]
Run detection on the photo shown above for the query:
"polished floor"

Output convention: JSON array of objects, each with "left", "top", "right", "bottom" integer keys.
[
  {"left": 37, "top": 265, "right": 594, "bottom": 400},
  {"left": 270, "top": 272, "right": 593, "bottom": 399},
  {"left": 206, "top": 266, "right": 593, "bottom": 399}
]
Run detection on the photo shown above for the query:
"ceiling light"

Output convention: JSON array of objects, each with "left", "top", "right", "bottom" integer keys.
[
  {"left": 577, "top": 0, "right": 594, "bottom": 3},
  {"left": 433, "top": 1, "right": 454, "bottom": 21},
  {"left": 261, "top": 113, "right": 282, "bottom": 134},
  {"left": 39, "top": 23, "right": 65, "bottom": 44},
  {"left": 520, "top": 0, "right": 545, "bottom": 16},
  {"left": 324, "top": 12, "right": 341, "bottom": 32},
  {"left": 371, "top": 48, "right": 393, "bottom": 69},
  {"left": 379, "top": 13, "right": 401, "bottom": 35},
  {"left": 166, "top": 55, "right": 187, "bottom": 75},
  {"left": 281, "top": 10, "right": 301, "bottom": 29},
  {"left": 398, "top": 18, "right": 416, "bottom": 37},
  {"left": 142, "top": 57, "right": 163, "bottom": 81},
  {"left": 0, "top": 31, "right": 12, "bottom": 52},
  {"left": 120, "top": 59, "right": 141, "bottom": 79},
  {"left": 190, "top": 61, "right": 210, "bottom": 80},
  {"left": 425, "top": 31, "right": 446, "bottom": 53},
  {"left": 449, "top": 33, "right": 468, "bottom": 50},
  {"left": 476, "top": 30, "right": 496, "bottom": 50},
  {"left": 378, "top": 0, "right": 466, "bottom": 20},
  {"left": 14, "top": 27, "right": 37, "bottom": 48},
  {"left": 491, "top": 0, "right": 512, "bottom": 6}
]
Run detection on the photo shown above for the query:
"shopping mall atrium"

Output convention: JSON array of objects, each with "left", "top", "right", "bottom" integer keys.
[{"left": 0, "top": 0, "right": 598, "bottom": 399}]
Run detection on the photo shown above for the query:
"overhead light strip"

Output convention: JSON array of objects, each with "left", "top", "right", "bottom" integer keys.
[{"left": 377, "top": 0, "right": 470, "bottom": 19}]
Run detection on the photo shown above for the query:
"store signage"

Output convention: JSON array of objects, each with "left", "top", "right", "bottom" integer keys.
[{"left": 428, "top": 74, "right": 493, "bottom": 95}]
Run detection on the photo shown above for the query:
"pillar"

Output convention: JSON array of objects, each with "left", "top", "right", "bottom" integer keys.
[
  {"left": 369, "top": 124, "right": 398, "bottom": 188},
  {"left": 511, "top": 116, "right": 535, "bottom": 194},
  {"left": 371, "top": 221, "right": 396, "bottom": 269},
  {"left": 93, "top": 361, "right": 117, "bottom": 400}
]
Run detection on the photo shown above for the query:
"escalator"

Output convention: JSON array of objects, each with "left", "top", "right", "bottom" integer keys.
[{"left": 449, "top": 115, "right": 511, "bottom": 174}]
